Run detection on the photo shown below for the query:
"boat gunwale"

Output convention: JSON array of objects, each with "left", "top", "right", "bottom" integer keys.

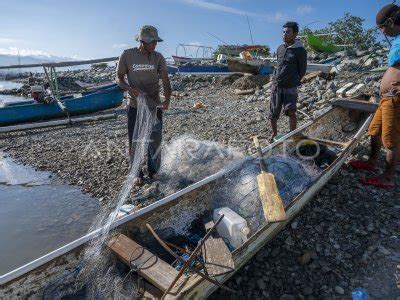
[
  {"left": 179, "top": 112, "right": 373, "bottom": 299},
  {"left": 0, "top": 105, "right": 367, "bottom": 287}
]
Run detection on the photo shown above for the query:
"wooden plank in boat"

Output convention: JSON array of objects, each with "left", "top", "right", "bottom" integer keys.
[
  {"left": 107, "top": 234, "right": 179, "bottom": 292},
  {"left": 142, "top": 281, "right": 163, "bottom": 299},
  {"left": 331, "top": 99, "right": 378, "bottom": 113},
  {"left": 201, "top": 221, "right": 235, "bottom": 276}
]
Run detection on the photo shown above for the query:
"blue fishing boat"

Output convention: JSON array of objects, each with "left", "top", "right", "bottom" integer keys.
[
  {"left": 0, "top": 84, "right": 124, "bottom": 126},
  {"left": 167, "top": 65, "right": 232, "bottom": 74}
]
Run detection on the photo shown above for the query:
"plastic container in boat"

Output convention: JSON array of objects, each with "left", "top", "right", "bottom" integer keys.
[{"left": 213, "top": 207, "right": 250, "bottom": 249}]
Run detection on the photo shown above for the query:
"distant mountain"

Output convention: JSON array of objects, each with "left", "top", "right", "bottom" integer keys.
[{"left": 0, "top": 54, "right": 76, "bottom": 73}]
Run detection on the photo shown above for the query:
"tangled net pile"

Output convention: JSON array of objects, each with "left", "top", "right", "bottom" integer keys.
[
  {"left": 212, "top": 155, "right": 318, "bottom": 232},
  {"left": 157, "top": 135, "right": 245, "bottom": 194}
]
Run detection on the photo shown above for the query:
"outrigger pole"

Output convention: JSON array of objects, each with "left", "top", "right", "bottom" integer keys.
[{"left": 0, "top": 56, "right": 118, "bottom": 70}]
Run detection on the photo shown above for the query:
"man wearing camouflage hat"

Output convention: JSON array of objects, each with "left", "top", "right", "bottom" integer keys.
[{"left": 116, "top": 25, "right": 171, "bottom": 185}]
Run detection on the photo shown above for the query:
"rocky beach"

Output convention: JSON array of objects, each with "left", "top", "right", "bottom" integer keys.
[{"left": 1, "top": 48, "right": 399, "bottom": 299}]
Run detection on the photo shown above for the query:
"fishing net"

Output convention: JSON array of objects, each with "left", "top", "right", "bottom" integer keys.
[
  {"left": 60, "top": 94, "right": 158, "bottom": 299},
  {"left": 212, "top": 155, "right": 318, "bottom": 233},
  {"left": 156, "top": 135, "right": 245, "bottom": 195}
]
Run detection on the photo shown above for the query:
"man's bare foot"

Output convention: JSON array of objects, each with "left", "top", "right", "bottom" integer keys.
[{"left": 133, "top": 177, "right": 144, "bottom": 186}]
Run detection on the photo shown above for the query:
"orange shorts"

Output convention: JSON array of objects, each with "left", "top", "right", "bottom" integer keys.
[{"left": 368, "top": 95, "right": 400, "bottom": 148}]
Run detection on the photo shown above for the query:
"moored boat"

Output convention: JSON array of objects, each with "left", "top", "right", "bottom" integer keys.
[
  {"left": 0, "top": 84, "right": 124, "bottom": 126},
  {"left": 0, "top": 96, "right": 374, "bottom": 299}
]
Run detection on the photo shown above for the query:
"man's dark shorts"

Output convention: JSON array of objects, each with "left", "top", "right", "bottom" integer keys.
[{"left": 269, "top": 83, "right": 298, "bottom": 119}]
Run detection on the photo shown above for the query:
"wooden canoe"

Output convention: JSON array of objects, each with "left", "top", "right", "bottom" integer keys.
[
  {"left": 0, "top": 99, "right": 373, "bottom": 299},
  {"left": 0, "top": 84, "right": 124, "bottom": 126}
]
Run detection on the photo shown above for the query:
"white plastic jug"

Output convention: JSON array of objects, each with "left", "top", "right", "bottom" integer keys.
[{"left": 213, "top": 207, "right": 250, "bottom": 249}]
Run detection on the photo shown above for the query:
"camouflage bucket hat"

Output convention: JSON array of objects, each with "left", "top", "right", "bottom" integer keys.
[{"left": 135, "top": 25, "right": 163, "bottom": 43}]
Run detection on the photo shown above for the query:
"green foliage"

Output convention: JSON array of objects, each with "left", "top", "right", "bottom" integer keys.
[{"left": 299, "top": 13, "right": 380, "bottom": 52}]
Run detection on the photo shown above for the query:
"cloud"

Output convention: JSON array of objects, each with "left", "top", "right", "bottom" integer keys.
[
  {"left": 179, "top": 0, "right": 286, "bottom": 23},
  {"left": 0, "top": 47, "right": 52, "bottom": 57},
  {"left": 271, "top": 12, "right": 288, "bottom": 22},
  {"left": 0, "top": 37, "right": 19, "bottom": 44},
  {"left": 181, "top": 0, "right": 248, "bottom": 16},
  {"left": 296, "top": 5, "right": 314, "bottom": 16},
  {"left": 112, "top": 43, "right": 129, "bottom": 49}
]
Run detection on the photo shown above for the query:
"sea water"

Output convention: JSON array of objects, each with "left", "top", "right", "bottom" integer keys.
[{"left": 0, "top": 152, "right": 100, "bottom": 276}]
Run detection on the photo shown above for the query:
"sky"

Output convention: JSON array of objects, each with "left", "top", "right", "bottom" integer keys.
[{"left": 0, "top": 0, "right": 393, "bottom": 60}]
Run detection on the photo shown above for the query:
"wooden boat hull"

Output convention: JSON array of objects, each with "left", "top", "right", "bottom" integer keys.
[
  {"left": 0, "top": 84, "right": 124, "bottom": 126},
  {"left": 0, "top": 104, "right": 372, "bottom": 299}
]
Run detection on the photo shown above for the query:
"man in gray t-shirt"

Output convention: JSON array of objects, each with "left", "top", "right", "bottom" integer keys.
[{"left": 116, "top": 25, "right": 171, "bottom": 185}]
